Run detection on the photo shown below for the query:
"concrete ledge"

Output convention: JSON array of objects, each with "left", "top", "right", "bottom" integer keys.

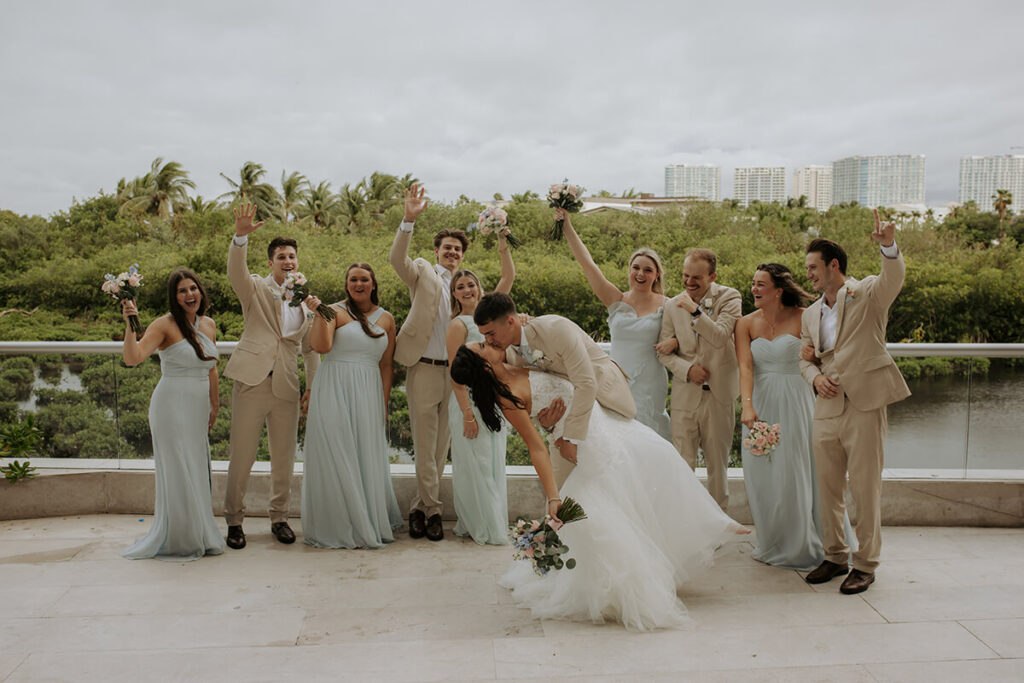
[{"left": 1, "top": 466, "right": 1021, "bottom": 526}]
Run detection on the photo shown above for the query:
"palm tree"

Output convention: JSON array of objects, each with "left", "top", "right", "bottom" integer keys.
[
  {"left": 279, "top": 170, "right": 310, "bottom": 223},
  {"left": 337, "top": 183, "right": 367, "bottom": 227},
  {"left": 295, "top": 181, "right": 340, "bottom": 230},
  {"left": 187, "top": 195, "right": 219, "bottom": 215},
  {"left": 361, "top": 172, "right": 401, "bottom": 215},
  {"left": 117, "top": 157, "right": 196, "bottom": 220},
  {"left": 992, "top": 189, "right": 1012, "bottom": 239},
  {"left": 397, "top": 173, "right": 420, "bottom": 193},
  {"left": 511, "top": 190, "right": 540, "bottom": 203},
  {"left": 621, "top": 188, "right": 638, "bottom": 198},
  {"left": 218, "top": 161, "right": 281, "bottom": 220},
  {"left": 493, "top": 192, "right": 504, "bottom": 201}
]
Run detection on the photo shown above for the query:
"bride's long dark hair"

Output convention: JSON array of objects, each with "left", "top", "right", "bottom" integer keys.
[{"left": 450, "top": 345, "right": 525, "bottom": 433}]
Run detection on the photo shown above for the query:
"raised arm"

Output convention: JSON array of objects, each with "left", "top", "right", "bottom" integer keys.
[
  {"left": 735, "top": 316, "right": 758, "bottom": 428},
  {"left": 493, "top": 235, "right": 516, "bottom": 294},
  {"left": 445, "top": 318, "right": 477, "bottom": 439},
  {"left": 228, "top": 203, "right": 263, "bottom": 306},
  {"left": 692, "top": 287, "right": 742, "bottom": 349},
  {"left": 556, "top": 208, "right": 623, "bottom": 307},
  {"left": 390, "top": 183, "right": 430, "bottom": 286},
  {"left": 121, "top": 301, "right": 168, "bottom": 366},
  {"left": 866, "top": 208, "right": 905, "bottom": 309},
  {"left": 503, "top": 406, "right": 562, "bottom": 522}
]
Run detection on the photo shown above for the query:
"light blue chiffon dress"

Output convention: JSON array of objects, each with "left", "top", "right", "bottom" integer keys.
[
  {"left": 741, "top": 335, "right": 825, "bottom": 570},
  {"left": 607, "top": 301, "right": 671, "bottom": 440},
  {"left": 448, "top": 315, "right": 509, "bottom": 545},
  {"left": 122, "top": 329, "right": 225, "bottom": 561},
  {"left": 301, "top": 306, "right": 402, "bottom": 549}
]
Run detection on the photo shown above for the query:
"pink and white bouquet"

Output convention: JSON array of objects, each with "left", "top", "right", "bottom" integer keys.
[
  {"left": 101, "top": 263, "right": 145, "bottom": 337},
  {"left": 547, "top": 179, "right": 585, "bottom": 239},
  {"left": 744, "top": 421, "right": 781, "bottom": 460},
  {"left": 283, "top": 272, "right": 336, "bottom": 321},
  {"left": 510, "top": 497, "right": 587, "bottom": 575},
  {"left": 476, "top": 207, "right": 521, "bottom": 248}
]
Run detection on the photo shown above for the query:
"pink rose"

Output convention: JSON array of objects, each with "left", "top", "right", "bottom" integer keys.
[
  {"left": 127, "top": 274, "right": 141, "bottom": 287},
  {"left": 292, "top": 272, "right": 307, "bottom": 286}
]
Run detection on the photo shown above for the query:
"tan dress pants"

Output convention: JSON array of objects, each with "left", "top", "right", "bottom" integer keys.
[
  {"left": 813, "top": 399, "right": 887, "bottom": 573},
  {"left": 672, "top": 391, "right": 735, "bottom": 510},
  {"left": 406, "top": 362, "right": 452, "bottom": 519},
  {"left": 224, "top": 374, "right": 300, "bottom": 525}
]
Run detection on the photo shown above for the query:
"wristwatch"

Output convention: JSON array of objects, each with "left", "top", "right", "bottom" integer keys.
[{"left": 691, "top": 306, "right": 702, "bottom": 318}]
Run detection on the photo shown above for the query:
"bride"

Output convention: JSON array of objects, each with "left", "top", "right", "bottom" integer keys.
[{"left": 450, "top": 342, "right": 747, "bottom": 631}]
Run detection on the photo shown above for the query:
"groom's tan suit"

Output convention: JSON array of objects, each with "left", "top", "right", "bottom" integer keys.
[
  {"left": 799, "top": 248, "right": 910, "bottom": 574},
  {"left": 507, "top": 315, "right": 636, "bottom": 486},
  {"left": 657, "top": 283, "right": 741, "bottom": 509},
  {"left": 390, "top": 225, "right": 452, "bottom": 519},
  {"left": 223, "top": 238, "right": 319, "bottom": 525}
]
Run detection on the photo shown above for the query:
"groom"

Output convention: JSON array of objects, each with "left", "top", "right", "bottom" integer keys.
[
  {"left": 798, "top": 209, "right": 910, "bottom": 595},
  {"left": 474, "top": 292, "right": 637, "bottom": 485}
]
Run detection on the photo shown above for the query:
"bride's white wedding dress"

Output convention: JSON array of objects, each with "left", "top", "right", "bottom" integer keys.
[{"left": 500, "top": 371, "right": 743, "bottom": 631}]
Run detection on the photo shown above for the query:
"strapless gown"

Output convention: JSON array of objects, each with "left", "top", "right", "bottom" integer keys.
[{"left": 607, "top": 301, "right": 671, "bottom": 440}]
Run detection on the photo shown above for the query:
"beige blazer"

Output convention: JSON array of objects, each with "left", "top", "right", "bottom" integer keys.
[
  {"left": 799, "top": 250, "right": 911, "bottom": 419},
  {"left": 507, "top": 315, "right": 636, "bottom": 442},
  {"left": 222, "top": 240, "right": 319, "bottom": 401},
  {"left": 390, "top": 227, "right": 447, "bottom": 367},
  {"left": 657, "top": 283, "right": 741, "bottom": 412}
]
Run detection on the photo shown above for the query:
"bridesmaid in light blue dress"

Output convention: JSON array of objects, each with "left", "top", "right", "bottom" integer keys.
[
  {"left": 302, "top": 263, "right": 402, "bottom": 549},
  {"left": 556, "top": 208, "right": 671, "bottom": 439},
  {"left": 120, "top": 269, "right": 225, "bottom": 561},
  {"left": 445, "top": 232, "right": 515, "bottom": 544},
  {"left": 735, "top": 264, "right": 824, "bottom": 570}
]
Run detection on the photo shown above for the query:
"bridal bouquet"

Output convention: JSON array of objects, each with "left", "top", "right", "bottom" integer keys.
[
  {"left": 547, "top": 180, "right": 584, "bottom": 239},
  {"left": 476, "top": 207, "right": 521, "bottom": 248},
  {"left": 510, "top": 497, "right": 587, "bottom": 575},
  {"left": 744, "top": 421, "right": 781, "bottom": 460},
  {"left": 101, "top": 263, "right": 145, "bottom": 337},
  {"left": 283, "top": 272, "right": 336, "bottom": 321}
]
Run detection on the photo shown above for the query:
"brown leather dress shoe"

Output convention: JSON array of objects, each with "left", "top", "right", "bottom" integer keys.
[
  {"left": 805, "top": 560, "right": 849, "bottom": 584},
  {"left": 226, "top": 525, "right": 246, "bottom": 550},
  {"left": 840, "top": 569, "right": 875, "bottom": 594},
  {"left": 409, "top": 510, "right": 427, "bottom": 539},
  {"left": 425, "top": 514, "right": 444, "bottom": 541},
  {"left": 271, "top": 521, "right": 296, "bottom": 544}
]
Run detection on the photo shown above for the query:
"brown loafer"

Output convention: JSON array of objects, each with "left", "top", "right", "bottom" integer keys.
[
  {"left": 409, "top": 510, "right": 427, "bottom": 539},
  {"left": 425, "top": 514, "right": 444, "bottom": 541},
  {"left": 226, "top": 525, "right": 246, "bottom": 550},
  {"left": 805, "top": 560, "right": 849, "bottom": 584},
  {"left": 840, "top": 569, "right": 875, "bottom": 594},
  {"left": 271, "top": 521, "right": 296, "bottom": 544}
]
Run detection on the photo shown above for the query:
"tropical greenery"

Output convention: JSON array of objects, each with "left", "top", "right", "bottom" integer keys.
[{"left": 0, "top": 158, "right": 1020, "bottom": 466}]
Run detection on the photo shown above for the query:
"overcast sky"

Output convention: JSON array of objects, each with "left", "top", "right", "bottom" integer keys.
[{"left": 2, "top": 1, "right": 1022, "bottom": 216}]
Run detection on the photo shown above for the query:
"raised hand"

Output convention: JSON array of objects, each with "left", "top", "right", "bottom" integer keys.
[
  {"left": 675, "top": 292, "right": 699, "bottom": 314},
  {"left": 403, "top": 183, "right": 429, "bottom": 222},
  {"left": 121, "top": 298, "right": 138, "bottom": 321},
  {"left": 233, "top": 202, "right": 264, "bottom": 237},
  {"left": 871, "top": 208, "right": 895, "bottom": 247}
]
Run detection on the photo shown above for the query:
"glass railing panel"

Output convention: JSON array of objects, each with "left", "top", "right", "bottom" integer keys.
[{"left": 965, "top": 360, "right": 1024, "bottom": 476}]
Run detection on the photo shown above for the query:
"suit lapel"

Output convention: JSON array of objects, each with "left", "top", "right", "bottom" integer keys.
[
  {"left": 808, "top": 298, "right": 822, "bottom": 353},
  {"left": 833, "top": 277, "right": 857, "bottom": 344},
  {"left": 264, "top": 275, "right": 285, "bottom": 337}
]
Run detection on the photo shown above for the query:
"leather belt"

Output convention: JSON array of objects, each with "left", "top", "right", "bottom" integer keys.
[{"left": 418, "top": 357, "right": 448, "bottom": 367}]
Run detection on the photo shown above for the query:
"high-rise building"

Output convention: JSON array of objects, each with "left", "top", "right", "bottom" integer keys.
[
  {"left": 791, "top": 165, "right": 833, "bottom": 210},
  {"left": 959, "top": 155, "right": 1024, "bottom": 208},
  {"left": 831, "top": 155, "right": 925, "bottom": 207},
  {"left": 733, "top": 167, "right": 786, "bottom": 206},
  {"left": 664, "top": 164, "right": 720, "bottom": 201}
]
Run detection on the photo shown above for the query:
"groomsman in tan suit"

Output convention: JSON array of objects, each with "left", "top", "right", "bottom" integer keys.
[
  {"left": 799, "top": 210, "right": 910, "bottom": 595},
  {"left": 474, "top": 292, "right": 637, "bottom": 486},
  {"left": 657, "top": 249, "right": 741, "bottom": 510},
  {"left": 390, "top": 184, "right": 468, "bottom": 541},
  {"left": 223, "top": 204, "right": 321, "bottom": 549}
]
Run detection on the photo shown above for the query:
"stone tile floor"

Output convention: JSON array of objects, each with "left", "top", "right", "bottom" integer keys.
[{"left": 1, "top": 515, "right": 1022, "bottom": 682}]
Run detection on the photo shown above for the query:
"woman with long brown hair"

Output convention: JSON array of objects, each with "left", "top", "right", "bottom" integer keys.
[
  {"left": 120, "top": 268, "right": 225, "bottom": 561},
  {"left": 301, "top": 263, "right": 402, "bottom": 548}
]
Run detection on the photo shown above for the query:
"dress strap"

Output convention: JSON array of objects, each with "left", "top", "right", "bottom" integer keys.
[{"left": 367, "top": 307, "right": 386, "bottom": 324}]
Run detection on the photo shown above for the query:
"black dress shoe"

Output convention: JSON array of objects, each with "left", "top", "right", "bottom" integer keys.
[
  {"left": 226, "top": 525, "right": 246, "bottom": 550},
  {"left": 840, "top": 569, "right": 875, "bottom": 594},
  {"left": 425, "top": 514, "right": 444, "bottom": 541},
  {"left": 805, "top": 560, "right": 849, "bottom": 584},
  {"left": 271, "top": 521, "right": 296, "bottom": 544},
  {"left": 409, "top": 510, "right": 427, "bottom": 539}
]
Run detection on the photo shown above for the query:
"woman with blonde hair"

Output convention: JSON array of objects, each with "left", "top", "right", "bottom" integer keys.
[{"left": 554, "top": 207, "right": 670, "bottom": 438}]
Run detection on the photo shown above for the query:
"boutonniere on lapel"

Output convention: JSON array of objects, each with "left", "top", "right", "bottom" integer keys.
[
  {"left": 530, "top": 349, "right": 547, "bottom": 366},
  {"left": 843, "top": 284, "right": 857, "bottom": 304},
  {"left": 702, "top": 297, "right": 714, "bottom": 315}
]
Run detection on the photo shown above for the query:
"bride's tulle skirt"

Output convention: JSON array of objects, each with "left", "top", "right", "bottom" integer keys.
[{"left": 500, "top": 405, "right": 742, "bottom": 631}]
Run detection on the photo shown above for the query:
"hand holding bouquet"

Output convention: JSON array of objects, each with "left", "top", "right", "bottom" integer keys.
[
  {"left": 510, "top": 497, "right": 587, "bottom": 575},
  {"left": 102, "top": 264, "right": 145, "bottom": 337},
  {"left": 744, "top": 421, "right": 781, "bottom": 460},
  {"left": 547, "top": 180, "right": 584, "bottom": 239},
  {"left": 283, "top": 272, "right": 336, "bottom": 321},
  {"left": 476, "top": 207, "right": 521, "bottom": 248}
]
